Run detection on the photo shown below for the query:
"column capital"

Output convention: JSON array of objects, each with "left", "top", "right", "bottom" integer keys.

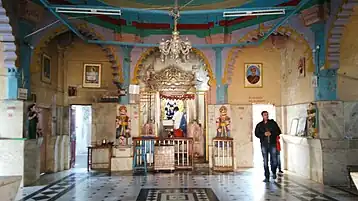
[{"left": 213, "top": 47, "right": 223, "bottom": 53}]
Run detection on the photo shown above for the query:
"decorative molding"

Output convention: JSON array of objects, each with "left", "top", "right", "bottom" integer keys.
[
  {"left": 223, "top": 26, "right": 314, "bottom": 84},
  {"left": 131, "top": 47, "right": 215, "bottom": 85},
  {"left": 325, "top": 0, "right": 358, "bottom": 69},
  {"left": 30, "top": 24, "right": 123, "bottom": 85}
]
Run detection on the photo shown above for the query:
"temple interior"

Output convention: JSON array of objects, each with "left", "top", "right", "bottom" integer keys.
[{"left": 1, "top": 0, "right": 358, "bottom": 201}]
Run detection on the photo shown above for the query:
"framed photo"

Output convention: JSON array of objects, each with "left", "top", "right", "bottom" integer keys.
[
  {"left": 298, "top": 57, "right": 306, "bottom": 77},
  {"left": 41, "top": 54, "right": 51, "bottom": 84},
  {"left": 83, "top": 63, "right": 101, "bottom": 88},
  {"left": 244, "top": 63, "right": 263, "bottom": 88}
]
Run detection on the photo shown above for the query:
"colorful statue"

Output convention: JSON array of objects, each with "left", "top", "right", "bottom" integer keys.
[
  {"left": 216, "top": 106, "right": 231, "bottom": 138},
  {"left": 307, "top": 102, "right": 318, "bottom": 138},
  {"left": 165, "top": 101, "right": 176, "bottom": 120},
  {"left": 116, "top": 105, "right": 131, "bottom": 145}
]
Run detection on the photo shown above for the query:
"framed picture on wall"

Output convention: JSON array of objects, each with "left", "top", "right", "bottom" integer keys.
[
  {"left": 83, "top": 63, "right": 101, "bottom": 88},
  {"left": 41, "top": 54, "right": 51, "bottom": 84},
  {"left": 244, "top": 63, "right": 263, "bottom": 88}
]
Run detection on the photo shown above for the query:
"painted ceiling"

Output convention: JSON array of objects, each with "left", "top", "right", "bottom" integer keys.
[{"left": 39, "top": 0, "right": 323, "bottom": 38}]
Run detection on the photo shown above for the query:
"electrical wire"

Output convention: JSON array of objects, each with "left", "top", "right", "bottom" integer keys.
[{"left": 24, "top": 15, "right": 96, "bottom": 39}]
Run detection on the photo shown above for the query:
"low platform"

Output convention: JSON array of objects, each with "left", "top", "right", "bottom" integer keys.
[{"left": 0, "top": 176, "right": 22, "bottom": 201}]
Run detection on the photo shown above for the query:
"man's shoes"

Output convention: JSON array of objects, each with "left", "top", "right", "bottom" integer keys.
[
  {"left": 279, "top": 170, "right": 284, "bottom": 174},
  {"left": 272, "top": 174, "right": 277, "bottom": 179},
  {"left": 263, "top": 178, "right": 269, "bottom": 182}
]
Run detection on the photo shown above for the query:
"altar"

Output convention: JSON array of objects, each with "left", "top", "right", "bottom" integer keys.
[{"left": 89, "top": 48, "right": 234, "bottom": 172}]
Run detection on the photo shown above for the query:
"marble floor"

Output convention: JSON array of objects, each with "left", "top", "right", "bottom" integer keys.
[{"left": 16, "top": 168, "right": 358, "bottom": 201}]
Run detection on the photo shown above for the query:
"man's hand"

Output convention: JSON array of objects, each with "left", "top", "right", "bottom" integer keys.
[{"left": 264, "top": 131, "right": 271, "bottom": 137}]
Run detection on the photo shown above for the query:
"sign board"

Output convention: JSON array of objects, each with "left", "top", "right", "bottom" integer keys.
[
  {"left": 18, "top": 88, "right": 28, "bottom": 100},
  {"left": 311, "top": 76, "right": 318, "bottom": 88},
  {"left": 129, "top": 85, "right": 140, "bottom": 94}
]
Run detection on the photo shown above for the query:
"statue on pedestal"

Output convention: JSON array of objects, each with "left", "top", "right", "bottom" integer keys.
[
  {"left": 188, "top": 120, "right": 204, "bottom": 158},
  {"left": 216, "top": 106, "right": 231, "bottom": 138},
  {"left": 116, "top": 105, "right": 131, "bottom": 145},
  {"left": 193, "top": 65, "right": 210, "bottom": 91}
]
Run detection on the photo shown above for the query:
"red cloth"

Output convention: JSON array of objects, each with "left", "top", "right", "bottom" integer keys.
[
  {"left": 276, "top": 135, "right": 281, "bottom": 151},
  {"left": 174, "top": 129, "right": 183, "bottom": 137}
]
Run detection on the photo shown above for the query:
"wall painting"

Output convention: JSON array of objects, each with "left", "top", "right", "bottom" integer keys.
[
  {"left": 244, "top": 63, "right": 263, "bottom": 88},
  {"left": 83, "top": 63, "right": 101, "bottom": 88}
]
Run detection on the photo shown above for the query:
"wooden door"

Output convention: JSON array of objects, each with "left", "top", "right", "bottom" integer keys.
[
  {"left": 39, "top": 108, "right": 50, "bottom": 174},
  {"left": 69, "top": 106, "right": 76, "bottom": 168}
]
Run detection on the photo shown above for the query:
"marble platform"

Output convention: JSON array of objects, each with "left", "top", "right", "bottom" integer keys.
[
  {"left": 111, "top": 146, "right": 132, "bottom": 171},
  {"left": 0, "top": 176, "right": 22, "bottom": 201},
  {"left": 23, "top": 139, "right": 42, "bottom": 186},
  {"left": 351, "top": 172, "right": 358, "bottom": 190}
]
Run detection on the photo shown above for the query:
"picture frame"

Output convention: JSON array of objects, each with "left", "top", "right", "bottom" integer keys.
[
  {"left": 41, "top": 54, "right": 51, "bottom": 84},
  {"left": 244, "top": 63, "right": 263, "bottom": 88},
  {"left": 298, "top": 57, "right": 306, "bottom": 77},
  {"left": 82, "top": 63, "right": 102, "bottom": 88}
]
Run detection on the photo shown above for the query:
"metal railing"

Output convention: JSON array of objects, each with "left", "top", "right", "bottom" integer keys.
[
  {"left": 212, "top": 137, "right": 234, "bottom": 172},
  {"left": 132, "top": 137, "right": 194, "bottom": 170}
]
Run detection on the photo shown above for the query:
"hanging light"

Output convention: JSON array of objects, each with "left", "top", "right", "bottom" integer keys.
[{"left": 159, "top": 0, "right": 192, "bottom": 63}]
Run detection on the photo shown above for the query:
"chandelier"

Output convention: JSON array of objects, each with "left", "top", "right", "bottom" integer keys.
[{"left": 159, "top": 1, "right": 192, "bottom": 62}]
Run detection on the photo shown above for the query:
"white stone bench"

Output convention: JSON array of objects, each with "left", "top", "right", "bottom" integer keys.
[{"left": 0, "top": 176, "right": 22, "bottom": 201}]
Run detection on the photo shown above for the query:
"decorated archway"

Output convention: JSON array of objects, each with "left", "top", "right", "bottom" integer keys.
[
  {"left": 223, "top": 26, "right": 314, "bottom": 84},
  {"left": 131, "top": 47, "right": 215, "bottom": 86},
  {"left": 30, "top": 24, "right": 123, "bottom": 84},
  {"left": 325, "top": 0, "right": 357, "bottom": 69}
]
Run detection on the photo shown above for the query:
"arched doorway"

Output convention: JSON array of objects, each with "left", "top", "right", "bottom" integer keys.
[{"left": 134, "top": 48, "right": 212, "bottom": 161}]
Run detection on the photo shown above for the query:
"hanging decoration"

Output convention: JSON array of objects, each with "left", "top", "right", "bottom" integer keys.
[{"left": 160, "top": 93, "right": 195, "bottom": 100}]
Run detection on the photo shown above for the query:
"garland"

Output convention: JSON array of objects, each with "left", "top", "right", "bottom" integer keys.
[{"left": 160, "top": 93, "right": 195, "bottom": 100}]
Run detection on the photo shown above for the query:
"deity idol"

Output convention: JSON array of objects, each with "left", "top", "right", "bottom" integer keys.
[
  {"left": 116, "top": 105, "right": 131, "bottom": 145},
  {"left": 216, "top": 106, "right": 231, "bottom": 138},
  {"left": 188, "top": 120, "right": 204, "bottom": 158}
]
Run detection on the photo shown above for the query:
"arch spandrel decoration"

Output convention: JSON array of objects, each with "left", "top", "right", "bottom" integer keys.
[
  {"left": 223, "top": 26, "right": 314, "bottom": 84},
  {"left": 30, "top": 24, "right": 123, "bottom": 83},
  {"left": 132, "top": 47, "right": 215, "bottom": 86}
]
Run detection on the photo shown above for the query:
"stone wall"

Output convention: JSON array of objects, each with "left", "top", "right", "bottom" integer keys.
[
  {"left": 282, "top": 101, "right": 358, "bottom": 186},
  {"left": 92, "top": 103, "right": 140, "bottom": 144},
  {"left": 208, "top": 104, "right": 253, "bottom": 169}
]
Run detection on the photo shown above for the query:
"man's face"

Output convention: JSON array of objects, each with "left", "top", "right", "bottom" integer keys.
[
  {"left": 262, "top": 112, "right": 269, "bottom": 121},
  {"left": 250, "top": 68, "right": 256, "bottom": 75}
]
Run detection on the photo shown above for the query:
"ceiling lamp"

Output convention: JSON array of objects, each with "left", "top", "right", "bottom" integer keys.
[
  {"left": 159, "top": 0, "right": 192, "bottom": 63},
  {"left": 223, "top": 8, "right": 285, "bottom": 17},
  {"left": 55, "top": 7, "right": 121, "bottom": 15}
]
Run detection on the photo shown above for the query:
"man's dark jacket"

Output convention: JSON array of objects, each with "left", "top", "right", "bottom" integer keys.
[{"left": 255, "top": 119, "right": 282, "bottom": 146}]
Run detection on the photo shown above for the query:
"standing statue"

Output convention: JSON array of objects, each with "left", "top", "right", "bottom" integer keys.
[
  {"left": 116, "top": 105, "right": 131, "bottom": 145},
  {"left": 27, "top": 104, "right": 39, "bottom": 139},
  {"left": 307, "top": 102, "right": 318, "bottom": 138},
  {"left": 216, "top": 106, "right": 231, "bottom": 138},
  {"left": 193, "top": 65, "right": 210, "bottom": 91},
  {"left": 188, "top": 120, "right": 204, "bottom": 158}
]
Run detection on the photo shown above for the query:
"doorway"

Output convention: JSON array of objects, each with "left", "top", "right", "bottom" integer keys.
[
  {"left": 252, "top": 104, "right": 276, "bottom": 168},
  {"left": 69, "top": 105, "right": 92, "bottom": 169}
]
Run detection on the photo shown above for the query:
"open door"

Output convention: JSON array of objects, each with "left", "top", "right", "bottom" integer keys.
[{"left": 70, "top": 106, "right": 76, "bottom": 168}]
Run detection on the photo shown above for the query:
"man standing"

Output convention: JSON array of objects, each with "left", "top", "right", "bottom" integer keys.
[{"left": 255, "top": 111, "right": 282, "bottom": 182}]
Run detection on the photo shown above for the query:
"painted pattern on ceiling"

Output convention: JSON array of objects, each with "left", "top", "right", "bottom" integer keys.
[
  {"left": 101, "top": 0, "right": 250, "bottom": 10},
  {"left": 42, "top": 0, "right": 322, "bottom": 37}
]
